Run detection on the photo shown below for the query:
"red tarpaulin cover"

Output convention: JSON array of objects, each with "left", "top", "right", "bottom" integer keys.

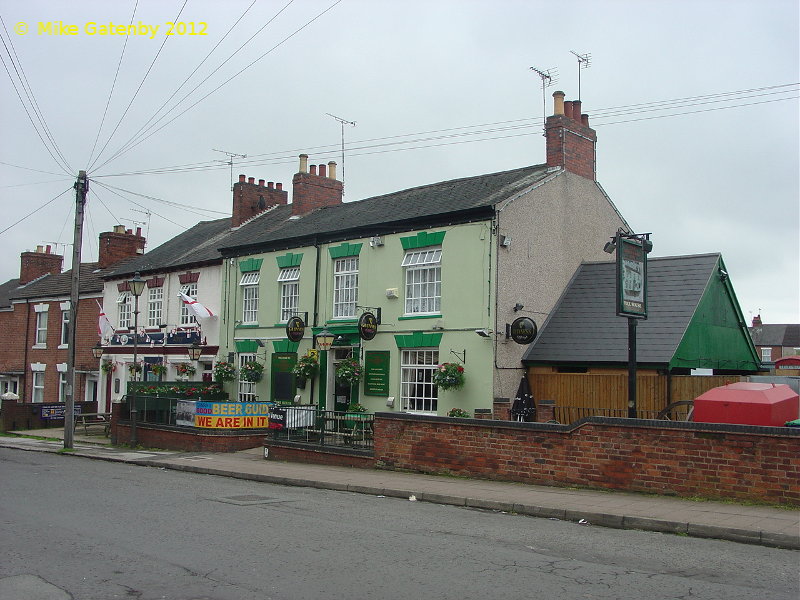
[{"left": 693, "top": 382, "right": 799, "bottom": 426}]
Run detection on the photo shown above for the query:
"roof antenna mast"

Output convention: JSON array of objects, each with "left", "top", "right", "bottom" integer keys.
[
  {"left": 529, "top": 66, "right": 558, "bottom": 131},
  {"left": 326, "top": 113, "right": 356, "bottom": 194},
  {"left": 569, "top": 50, "right": 591, "bottom": 101},
  {"left": 212, "top": 148, "right": 247, "bottom": 191}
]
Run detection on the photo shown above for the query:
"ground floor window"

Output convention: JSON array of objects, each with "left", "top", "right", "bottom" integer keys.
[
  {"left": 238, "top": 353, "right": 257, "bottom": 402},
  {"left": 401, "top": 348, "right": 438, "bottom": 413},
  {"left": 32, "top": 371, "right": 45, "bottom": 403}
]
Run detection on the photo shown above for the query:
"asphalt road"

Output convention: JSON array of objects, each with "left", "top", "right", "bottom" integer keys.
[{"left": 0, "top": 448, "right": 797, "bottom": 600}]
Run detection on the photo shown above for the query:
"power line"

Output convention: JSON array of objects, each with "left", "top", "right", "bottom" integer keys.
[
  {"left": 92, "top": 0, "right": 344, "bottom": 174},
  {"left": 87, "top": 0, "right": 140, "bottom": 167},
  {"left": 0, "top": 186, "right": 73, "bottom": 236},
  {"left": 95, "top": 0, "right": 282, "bottom": 171},
  {"left": 95, "top": 180, "right": 230, "bottom": 216},
  {"left": 91, "top": 179, "right": 193, "bottom": 230},
  {"left": 88, "top": 0, "right": 189, "bottom": 172},
  {"left": 94, "top": 84, "right": 798, "bottom": 180},
  {"left": 0, "top": 16, "right": 73, "bottom": 175}
]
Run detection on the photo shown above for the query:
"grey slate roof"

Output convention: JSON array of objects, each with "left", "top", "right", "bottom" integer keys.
[
  {"left": 749, "top": 324, "right": 800, "bottom": 347},
  {"left": 102, "top": 217, "right": 232, "bottom": 279},
  {"left": 522, "top": 253, "right": 722, "bottom": 366},
  {"left": 0, "top": 278, "right": 21, "bottom": 309},
  {"left": 219, "top": 164, "right": 554, "bottom": 254},
  {"left": 9, "top": 263, "right": 107, "bottom": 301}
]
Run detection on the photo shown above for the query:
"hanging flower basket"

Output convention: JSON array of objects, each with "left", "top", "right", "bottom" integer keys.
[
  {"left": 128, "top": 362, "right": 143, "bottom": 376},
  {"left": 335, "top": 357, "right": 363, "bottom": 384},
  {"left": 212, "top": 361, "right": 236, "bottom": 383},
  {"left": 175, "top": 362, "right": 196, "bottom": 377},
  {"left": 101, "top": 360, "right": 116, "bottom": 374},
  {"left": 150, "top": 363, "right": 167, "bottom": 377},
  {"left": 240, "top": 361, "right": 264, "bottom": 383},
  {"left": 432, "top": 363, "right": 465, "bottom": 391},
  {"left": 292, "top": 355, "right": 319, "bottom": 379}
]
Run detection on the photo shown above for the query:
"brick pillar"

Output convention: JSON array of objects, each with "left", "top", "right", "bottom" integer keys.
[
  {"left": 473, "top": 408, "right": 493, "bottom": 420},
  {"left": 536, "top": 399, "right": 556, "bottom": 423}
]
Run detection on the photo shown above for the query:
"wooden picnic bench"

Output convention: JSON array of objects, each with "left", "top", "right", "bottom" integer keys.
[{"left": 74, "top": 413, "right": 111, "bottom": 436}]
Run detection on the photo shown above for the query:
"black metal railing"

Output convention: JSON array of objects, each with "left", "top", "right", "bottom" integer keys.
[
  {"left": 121, "top": 395, "right": 181, "bottom": 426},
  {"left": 553, "top": 406, "right": 664, "bottom": 423},
  {"left": 270, "top": 406, "right": 374, "bottom": 452}
]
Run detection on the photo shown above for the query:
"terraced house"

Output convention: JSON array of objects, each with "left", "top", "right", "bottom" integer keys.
[{"left": 213, "top": 92, "right": 629, "bottom": 417}]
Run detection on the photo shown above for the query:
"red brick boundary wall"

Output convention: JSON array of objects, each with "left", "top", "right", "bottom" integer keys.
[
  {"left": 113, "top": 421, "right": 269, "bottom": 452},
  {"left": 263, "top": 441, "right": 375, "bottom": 469},
  {"left": 1, "top": 400, "right": 97, "bottom": 432},
  {"left": 373, "top": 413, "right": 800, "bottom": 505}
]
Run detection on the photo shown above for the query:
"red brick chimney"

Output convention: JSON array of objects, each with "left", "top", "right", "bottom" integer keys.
[
  {"left": 98, "top": 225, "right": 146, "bottom": 268},
  {"left": 232, "top": 174, "right": 288, "bottom": 227},
  {"left": 291, "top": 154, "right": 343, "bottom": 216},
  {"left": 545, "top": 90, "right": 597, "bottom": 180},
  {"left": 19, "top": 245, "right": 63, "bottom": 285},
  {"left": 752, "top": 314, "right": 763, "bottom": 327}
]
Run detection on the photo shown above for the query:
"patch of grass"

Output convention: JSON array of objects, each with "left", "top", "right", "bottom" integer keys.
[
  {"left": 57, "top": 447, "right": 76, "bottom": 454},
  {"left": 1, "top": 431, "right": 58, "bottom": 442}
]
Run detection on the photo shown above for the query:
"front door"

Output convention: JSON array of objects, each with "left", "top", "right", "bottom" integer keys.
[{"left": 329, "top": 347, "right": 356, "bottom": 412}]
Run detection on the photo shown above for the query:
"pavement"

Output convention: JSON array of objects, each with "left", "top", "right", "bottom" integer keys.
[{"left": 2, "top": 428, "right": 798, "bottom": 550}]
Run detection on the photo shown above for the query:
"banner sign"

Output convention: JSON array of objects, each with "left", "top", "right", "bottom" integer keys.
[
  {"left": 40, "top": 404, "right": 82, "bottom": 420},
  {"left": 358, "top": 312, "right": 378, "bottom": 341},
  {"left": 176, "top": 400, "right": 196, "bottom": 427},
  {"left": 286, "top": 316, "right": 305, "bottom": 342},
  {"left": 268, "top": 407, "right": 286, "bottom": 430},
  {"left": 193, "top": 401, "right": 271, "bottom": 428},
  {"left": 617, "top": 237, "right": 648, "bottom": 318}
]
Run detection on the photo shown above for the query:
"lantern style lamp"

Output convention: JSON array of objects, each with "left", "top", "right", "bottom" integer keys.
[
  {"left": 315, "top": 328, "right": 335, "bottom": 352},
  {"left": 187, "top": 342, "right": 203, "bottom": 361}
]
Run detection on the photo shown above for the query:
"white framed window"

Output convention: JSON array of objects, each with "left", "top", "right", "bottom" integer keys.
[
  {"left": 35, "top": 311, "right": 48, "bottom": 345},
  {"left": 179, "top": 283, "right": 198, "bottom": 326},
  {"left": 761, "top": 347, "right": 772, "bottom": 362},
  {"left": 32, "top": 371, "right": 45, "bottom": 403},
  {"left": 147, "top": 286, "right": 163, "bottom": 328},
  {"left": 333, "top": 257, "right": 358, "bottom": 318},
  {"left": 239, "top": 272, "right": 260, "bottom": 324},
  {"left": 403, "top": 248, "right": 441, "bottom": 315},
  {"left": 60, "top": 310, "right": 70, "bottom": 346},
  {"left": 59, "top": 372, "right": 68, "bottom": 403},
  {"left": 278, "top": 267, "right": 300, "bottom": 322},
  {"left": 117, "top": 291, "right": 131, "bottom": 329},
  {"left": 401, "top": 348, "right": 439, "bottom": 413},
  {"left": 238, "top": 353, "right": 257, "bottom": 402}
]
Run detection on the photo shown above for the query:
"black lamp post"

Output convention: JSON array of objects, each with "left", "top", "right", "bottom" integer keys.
[{"left": 128, "top": 272, "right": 146, "bottom": 445}]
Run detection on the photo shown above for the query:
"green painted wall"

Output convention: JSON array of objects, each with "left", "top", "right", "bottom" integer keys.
[
  {"left": 217, "top": 222, "right": 497, "bottom": 414},
  {"left": 671, "top": 258, "right": 760, "bottom": 372}
]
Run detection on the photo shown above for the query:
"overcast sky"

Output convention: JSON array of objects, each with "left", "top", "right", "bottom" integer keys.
[{"left": 1, "top": 0, "right": 798, "bottom": 324}]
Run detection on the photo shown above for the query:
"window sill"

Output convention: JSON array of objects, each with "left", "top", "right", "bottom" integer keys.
[
  {"left": 398, "top": 314, "right": 442, "bottom": 321},
  {"left": 236, "top": 323, "right": 260, "bottom": 329},
  {"left": 326, "top": 318, "right": 358, "bottom": 324},
  {"left": 58, "top": 344, "right": 68, "bottom": 350},
  {"left": 32, "top": 344, "right": 47, "bottom": 349}
]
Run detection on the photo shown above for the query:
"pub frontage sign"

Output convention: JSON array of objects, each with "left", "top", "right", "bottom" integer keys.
[
  {"left": 358, "top": 311, "right": 378, "bottom": 341},
  {"left": 286, "top": 316, "right": 306, "bottom": 342},
  {"left": 509, "top": 317, "right": 537, "bottom": 345}
]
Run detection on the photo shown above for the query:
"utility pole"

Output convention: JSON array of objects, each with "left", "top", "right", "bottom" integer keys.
[{"left": 64, "top": 170, "right": 88, "bottom": 449}]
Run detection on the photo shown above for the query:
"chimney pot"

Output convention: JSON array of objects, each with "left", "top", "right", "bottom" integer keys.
[
  {"left": 572, "top": 100, "right": 582, "bottom": 122},
  {"left": 135, "top": 227, "right": 142, "bottom": 237},
  {"left": 328, "top": 161, "right": 337, "bottom": 180},
  {"left": 318, "top": 164, "right": 326, "bottom": 178},
  {"left": 258, "top": 179, "right": 265, "bottom": 187},
  {"left": 268, "top": 181, "right": 274, "bottom": 189},
  {"left": 310, "top": 164, "right": 317, "bottom": 176},
  {"left": 36, "top": 245, "right": 43, "bottom": 253},
  {"left": 114, "top": 224, "right": 125, "bottom": 234},
  {"left": 299, "top": 154, "right": 309, "bottom": 173},
  {"left": 239, "top": 174, "right": 246, "bottom": 183},
  {"left": 552, "top": 90, "right": 565, "bottom": 116},
  {"left": 581, "top": 114, "right": 589, "bottom": 127},
  {"left": 126, "top": 229, "right": 132, "bottom": 235},
  {"left": 45, "top": 245, "right": 52, "bottom": 254},
  {"left": 248, "top": 177, "right": 255, "bottom": 184},
  {"left": 564, "top": 101, "right": 574, "bottom": 120},
  {"left": 276, "top": 183, "right": 283, "bottom": 191}
]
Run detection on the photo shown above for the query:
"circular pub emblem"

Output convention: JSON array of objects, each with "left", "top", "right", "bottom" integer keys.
[
  {"left": 286, "top": 316, "right": 305, "bottom": 342},
  {"left": 510, "top": 316, "right": 537, "bottom": 345},
  {"left": 358, "top": 312, "right": 378, "bottom": 341}
]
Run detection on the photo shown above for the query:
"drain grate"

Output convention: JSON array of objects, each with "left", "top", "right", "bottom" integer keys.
[{"left": 213, "top": 494, "right": 289, "bottom": 506}]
